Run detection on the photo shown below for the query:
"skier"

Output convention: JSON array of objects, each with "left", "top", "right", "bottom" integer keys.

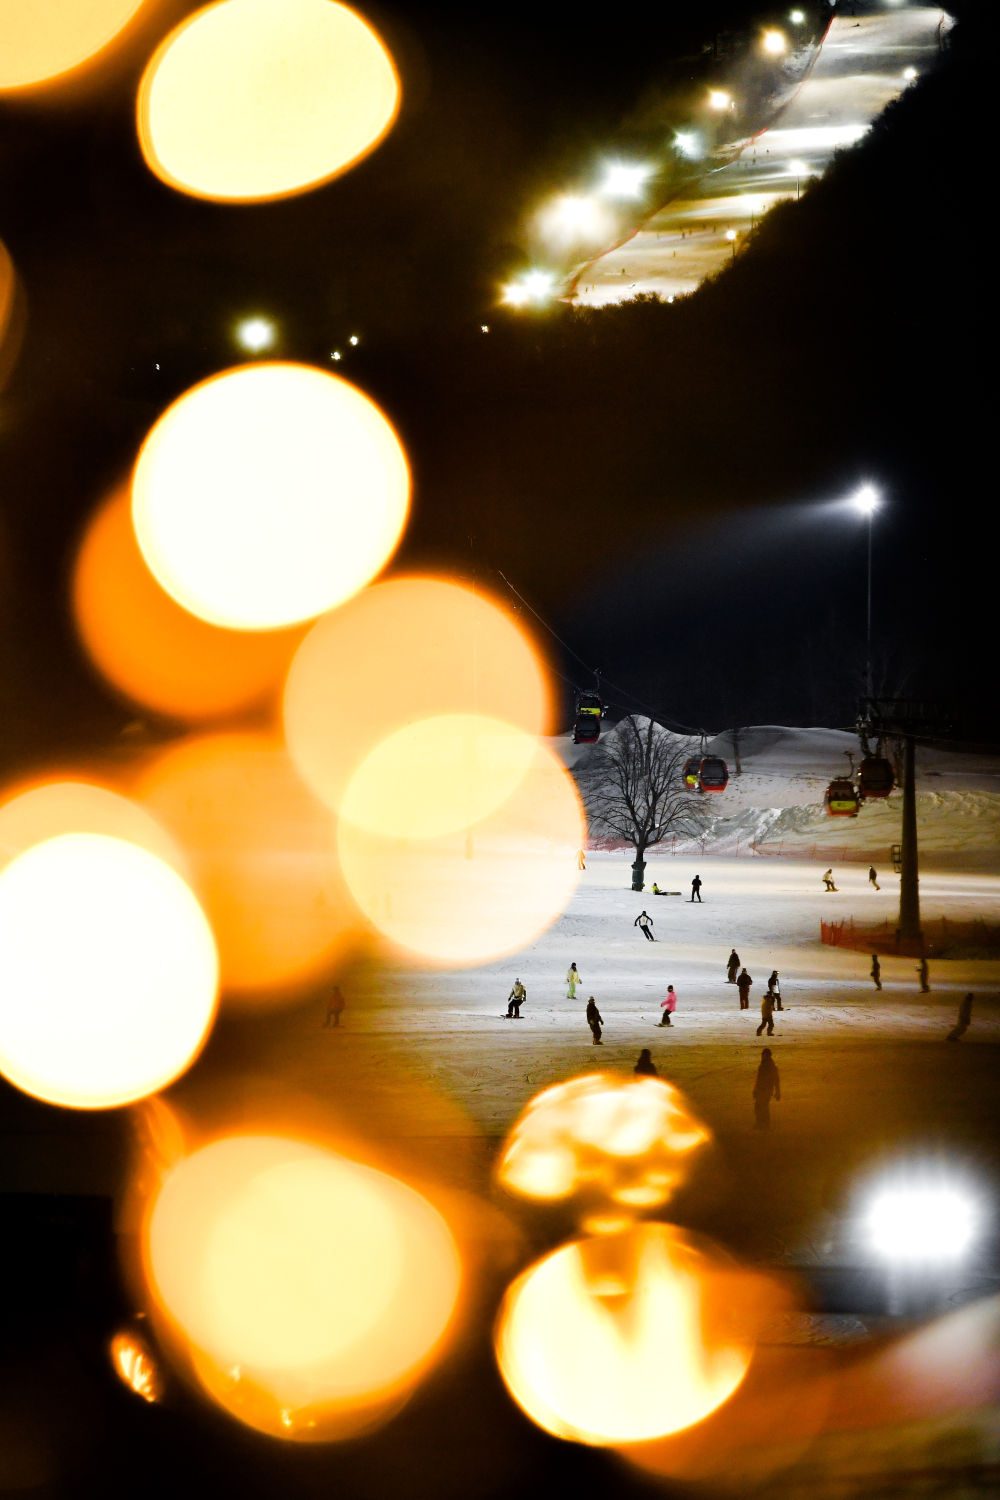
[
  {"left": 586, "top": 996, "right": 603, "bottom": 1045},
  {"left": 753, "top": 1048, "right": 781, "bottom": 1130},
  {"left": 767, "top": 970, "right": 783, "bottom": 1010},
  {"left": 868, "top": 865, "right": 880, "bottom": 891},
  {"left": 947, "top": 993, "right": 974, "bottom": 1041},
  {"left": 726, "top": 949, "right": 740, "bottom": 983},
  {"left": 659, "top": 985, "right": 677, "bottom": 1026},
  {"left": 822, "top": 868, "right": 837, "bottom": 891},
  {"left": 736, "top": 968, "right": 753, "bottom": 1010},
  {"left": 506, "top": 979, "right": 526, "bottom": 1018},
  {"left": 634, "top": 910, "right": 655, "bottom": 942},
  {"left": 566, "top": 963, "right": 580, "bottom": 998},
  {"left": 634, "top": 1048, "right": 658, "bottom": 1076},
  {"left": 917, "top": 956, "right": 930, "bottom": 993},
  {"left": 756, "top": 988, "right": 776, "bottom": 1037},
  {"left": 870, "top": 954, "right": 882, "bottom": 991},
  {"left": 690, "top": 874, "right": 703, "bottom": 903},
  {"left": 323, "top": 984, "right": 346, "bottom": 1028}
]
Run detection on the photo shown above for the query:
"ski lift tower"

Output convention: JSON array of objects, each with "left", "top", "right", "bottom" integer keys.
[{"left": 860, "top": 698, "right": 950, "bottom": 948}]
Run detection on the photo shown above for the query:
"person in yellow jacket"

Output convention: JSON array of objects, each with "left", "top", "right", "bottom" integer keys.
[{"left": 566, "top": 963, "right": 580, "bottom": 998}]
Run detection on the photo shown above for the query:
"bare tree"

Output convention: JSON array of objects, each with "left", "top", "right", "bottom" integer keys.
[{"left": 576, "top": 716, "right": 707, "bottom": 891}]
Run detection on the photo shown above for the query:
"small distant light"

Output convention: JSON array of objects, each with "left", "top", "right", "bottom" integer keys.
[
  {"left": 725, "top": 229, "right": 737, "bottom": 241},
  {"left": 708, "top": 89, "right": 731, "bottom": 111},
  {"left": 349, "top": 334, "right": 359, "bottom": 346},
  {"left": 762, "top": 28, "right": 787, "bottom": 56},
  {"left": 155, "top": 363, "right": 160, "bottom": 370},
  {"left": 666, "top": 295, "right": 675, "bottom": 303},
  {"left": 599, "top": 162, "right": 651, "bottom": 200},
  {"left": 480, "top": 324, "right": 490, "bottom": 333},
  {"left": 789, "top": 9, "right": 805, "bottom": 23},
  {"left": 853, "top": 483, "right": 879, "bottom": 514},
  {"left": 903, "top": 66, "right": 918, "bottom": 81},
  {"left": 235, "top": 316, "right": 276, "bottom": 353},
  {"left": 330, "top": 350, "right": 342, "bottom": 361},
  {"left": 789, "top": 159, "right": 808, "bottom": 176},
  {"left": 674, "top": 131, "right": 702, "bottom": 159}
]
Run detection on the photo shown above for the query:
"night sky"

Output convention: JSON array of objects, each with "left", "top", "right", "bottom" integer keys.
[{"left": 0, "top": 0, "right": 992, "bottom": 769}]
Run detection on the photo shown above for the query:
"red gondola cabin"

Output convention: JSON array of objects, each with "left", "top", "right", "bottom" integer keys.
[
  {"left": 697, "top": 756, "right": 729, "bottom": 792},
  {"left": 573, "top": 716, "right": 601, "bottom": 745},
  {"left": 857, "top": 756, "right": 894, "bottom": 799},
  {"left": 824, "top": 778, "right": 859, "bottom": 816}
]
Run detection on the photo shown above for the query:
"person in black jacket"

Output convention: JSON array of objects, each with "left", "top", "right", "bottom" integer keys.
[
  {"left": 634, "top": 1048, "right": 658, "bottom": 1076},
  {"left": 753, "top": 1048, "right": 780, "bottom": 1129},
  {"left": 634, "top": 911, "right": 655, "bottom": 941},
  {"left": 586, "top": 996, "right": 603, "bottom": 1044}
]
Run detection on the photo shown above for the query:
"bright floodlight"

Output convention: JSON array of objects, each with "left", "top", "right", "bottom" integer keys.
[
  {"left": 762, "top": 28, "right": 787, "bottom": 55},
  {"left": 853, "top": 483, "right": 879, "bottom": 514},
  {"left": 789, "top": 9, "right": 805, "bottom": 22},
  {"left": 235, "top": 316, "right": 275, "bottom": 353},
  {"left": 674, "top": 131, "right": 701, "bottom": 159},
  {"left": 708, "top": 90, "right": 731, "bottom": 111},
  {"left": 599, "top": 162, "right": 650, "bottom": 200},
  {"left": 725, "top": 229, "right": 737, "bottom": 241},
  {"left": 903, "top": 66, "right": 918, "bottom": 82},
  {"left": 789, "top": 159, "right": 808, "bottom": 177},
  {"left": 863, "top": 1183, "right": 979, "bottom": 1264}
]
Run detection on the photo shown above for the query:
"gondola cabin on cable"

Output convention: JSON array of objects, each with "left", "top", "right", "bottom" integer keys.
[
  {"left": 575, "top": 692, "right": 605, "bottom": 720},
  {"left": 682, "top": 758, "right": 701, "bottom": 789},
  {"left": 573, "top": 715, "right": 602, "bottom": 745},
  {"left": 857, "top": 756, "right": 894, "bottom": 799},
  {"left": 824, "top": 778, "right": 860, "bottom": 816},
  {"left": 696, "top": 756, "right": 729, "bottom": 793}
]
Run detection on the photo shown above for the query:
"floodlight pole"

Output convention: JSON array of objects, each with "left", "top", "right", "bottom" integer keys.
[{"left": 865, "top": 507, "right": 874, "bottom": 701}]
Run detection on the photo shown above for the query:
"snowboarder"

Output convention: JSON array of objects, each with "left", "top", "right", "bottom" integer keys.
[
  {"left": 566, "top": 963, "right": 580, "bottom": 998},
  {"left": 690, "top": 874, "right": 703, "bottom": 903},
  {"left": 767, "top": 970, "right": 783, "bottom": 1009},
  {"left": 323, "top": 984, "right": 346, "bottom": 1028},
  {"left": 917, "top": 956, "right": 930, "bottom": 993},
  {"left": 586, "top": 996, "right": 603, "bottom": 1044},
  {"left": 659, "top": 985, "right": 677, "bottom": 1026},
  {"left": 753, "top": 1048, "right": 781, "bottom": 1129},
  {"left": 577, "top": 849, "right": 587, "bottom": 870},
  {"left": 727, "top": 949, "right": 740, "bottom": 983},
  {"left": 634, "top": 910, "right": 655, "bottom": 941},
  {"left": 634, "top": 1048, "right": 658, "bottom": 1076},
  {"left": 947, "top": 992, "right": 974, "bottom": 1041},
  {"left": 506, "top": 979, "right": 526, "bottom": 1018},
  {"left": 651, "top": 882, "right": 668, "bottom": 895},
  {"left": 870, "top": 954, "right": 882, "bottom": 991},
  {"left": 868, "top": 865, "right": 880, "bottom": 891},
  {"left": 822, "top": 868, "right": 837, "bottom": 892},
  {"left": 757, "top": 988, "right": 776, "bottom": 1036},
  {"left": 736, "top": 968, "right": 753, "bottom": 1010}
]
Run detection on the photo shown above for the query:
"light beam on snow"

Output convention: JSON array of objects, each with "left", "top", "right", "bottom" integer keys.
[
  {"left": 0, "top": 834, "right": 218, "bottom": 1109},
  {"left": 143, "top": 1135, "right": 460, "bottom": 1439},
  {"left": 131, "top": 363, "right": 409, "bottom": 631},
  {"left": 73, "top": 486, "right": 304, "bottom": 721},
  {"left": 282, "top": 576, "right": 550, "bottom": 814},
  {"left": 137, "top": 0, "right": 399, "bottom": 202}
]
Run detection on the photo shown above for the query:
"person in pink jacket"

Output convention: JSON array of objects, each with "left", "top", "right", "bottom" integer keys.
[{"left": 659, "top": 985, "right": 677, "bottom": 1026}]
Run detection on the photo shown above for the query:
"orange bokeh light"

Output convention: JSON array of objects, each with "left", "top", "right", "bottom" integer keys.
[
  {"left": 338, "top": 722, "right": 584, "bottom": 964},
  {"left": 135, "top": 731, "right": 356, "bottom": 999},
  {"left": 495, "top": 1223, "right": 754, "bottom": 1445},
  {"left": 0, "top": 237, "right": 26, "bottom": 390},
  {"left": 0, "top": 777, "right": 184, "bottom": 877},
  {"left": 131, "top": 363, "right": 409, "bottom": 630},
  {"left": 283, "top": 576, "right": 552, "bottom": 814},
  {"left": 0, "top": 833, "right": 218, "bottom": 1110},
  {"left": 0, "top": 0, "right": 148, "bottom": 90},
  {"left": 137, "top": 0, "right": 399, "bottom": 202},
  {"left": 73, "top": 486, "right": 304, "bottom": 721},
  {"left": 144, "top": 1135, "right": 461, "bottom": 1439}
]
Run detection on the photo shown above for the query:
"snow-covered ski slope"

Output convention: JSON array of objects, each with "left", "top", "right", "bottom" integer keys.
[{"left": 559, "top": 723, "right": 1000, "bottom": 870}]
